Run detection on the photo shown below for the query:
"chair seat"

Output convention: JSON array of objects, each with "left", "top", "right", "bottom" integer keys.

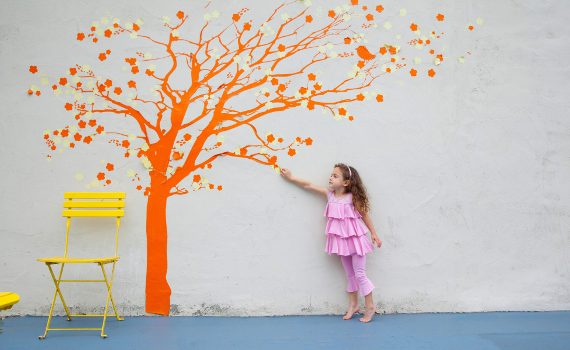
[
  {"left": 0, "top": 292, "right": 20, "bottom": 310},
  {"left": 37, "top": 256, "right": 120, "bottom": 264}
]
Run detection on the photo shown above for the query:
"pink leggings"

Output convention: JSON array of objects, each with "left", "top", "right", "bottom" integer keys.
[{"left": 340, "top": 254, "right": 374, "bottom": 297}]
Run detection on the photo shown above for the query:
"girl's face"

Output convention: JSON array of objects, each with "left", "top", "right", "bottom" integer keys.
[{"left": 328, "top": 167, "right": 349, "bottom": 192}]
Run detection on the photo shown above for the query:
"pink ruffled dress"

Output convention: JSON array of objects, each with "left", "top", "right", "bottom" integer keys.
[{"left": 324, "top": 191, "right": 374, "bottom": 256}]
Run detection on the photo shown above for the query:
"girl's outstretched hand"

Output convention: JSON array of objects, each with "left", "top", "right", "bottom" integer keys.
[
  {"left": 280, "top": 168, "right": 293, "bottom": 180},
  {"left": 372, "top": 235, "right": 382, "bottom": 248}
]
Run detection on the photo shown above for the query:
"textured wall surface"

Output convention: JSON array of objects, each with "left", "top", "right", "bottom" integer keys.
[{"left": 1, "top": 0, "right": 569, "bottom": 316}]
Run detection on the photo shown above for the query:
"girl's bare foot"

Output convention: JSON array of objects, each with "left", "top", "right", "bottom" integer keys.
[
  {"left": 342, "top": 305, "right": 360, "bottom": 320},
  {"left": 359, "top": 306, "right": 376, "bottom": 323}
]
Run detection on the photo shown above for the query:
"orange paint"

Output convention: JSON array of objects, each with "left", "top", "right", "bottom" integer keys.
[{"left": 356, "top": 46, "right": 376, "bottom": 60}]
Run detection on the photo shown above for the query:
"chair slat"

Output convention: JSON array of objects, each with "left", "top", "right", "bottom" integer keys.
[
  {"left": 64, "top": 192, "right": 126, "bottom": 199},
  {"left": 62, "top": 209, "right": 124, "bottom": 217},
  {"left": 63, "top": 201, "right": 125, "bottom": 208}
]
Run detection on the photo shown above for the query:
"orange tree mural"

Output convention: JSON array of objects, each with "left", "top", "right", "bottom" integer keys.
[{"left": 28, "top": 1, "right": 478, "bottom": 315}]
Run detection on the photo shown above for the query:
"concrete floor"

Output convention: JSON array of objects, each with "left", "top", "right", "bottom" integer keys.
[{"left": 1, "top": 311, "right": 569, "bottom": 350}]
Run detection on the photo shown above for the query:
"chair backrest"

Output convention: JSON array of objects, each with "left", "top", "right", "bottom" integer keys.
[{"left": 62, "top": 192, "right": 126, "bottom": 258}]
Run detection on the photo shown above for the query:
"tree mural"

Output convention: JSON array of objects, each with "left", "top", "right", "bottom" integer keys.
[{"left": 28, "top": 0, "right": 478, "bottom": 315}]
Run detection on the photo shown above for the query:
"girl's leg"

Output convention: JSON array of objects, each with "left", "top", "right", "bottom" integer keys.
[
  {"left": 351, "top": 254, "right": 376, "bottom": 323},
  {"left": 340, "top": 255, "right": 360, "bottom": 320}
]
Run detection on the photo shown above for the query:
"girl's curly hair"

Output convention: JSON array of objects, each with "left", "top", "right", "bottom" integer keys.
[{"left": 334, "top": 163, "right": 370, "bottom": 214}]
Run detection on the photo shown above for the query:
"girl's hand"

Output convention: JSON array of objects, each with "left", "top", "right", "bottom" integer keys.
[
  {"left": 372, "top": 235, "right": 382, "bottom": 248},
  {"left": 280, "top": 168, "right": 293, "bottom": 180}
]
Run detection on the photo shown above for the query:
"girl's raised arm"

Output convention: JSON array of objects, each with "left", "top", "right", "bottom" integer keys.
[{"left": 280, "top": 168, "right": 328, "bottom": 198}]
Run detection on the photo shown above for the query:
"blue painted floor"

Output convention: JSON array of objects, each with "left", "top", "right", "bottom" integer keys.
[{"left": 1, "top": 312, "right": 569, "bottom": 350}]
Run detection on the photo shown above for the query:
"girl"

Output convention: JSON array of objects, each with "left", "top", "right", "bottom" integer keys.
[{"left": 280, "top": 164, "right": 382, "bottom": 323}]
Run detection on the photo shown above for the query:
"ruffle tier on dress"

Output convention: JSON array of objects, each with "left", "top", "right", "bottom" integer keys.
[{"left": 324, "top": 192, "right": 374, "bottom": 256}]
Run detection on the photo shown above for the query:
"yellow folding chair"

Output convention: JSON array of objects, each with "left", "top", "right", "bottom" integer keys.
[{"left": 37, "top": 192, "right": 126, "bottom": 339}]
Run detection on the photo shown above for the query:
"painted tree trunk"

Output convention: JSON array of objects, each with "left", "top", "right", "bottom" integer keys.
[{"left": 145, "top": 187, "right": 171, "bottom": 315}]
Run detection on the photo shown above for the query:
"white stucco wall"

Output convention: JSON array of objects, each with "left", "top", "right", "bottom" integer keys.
[{"left": 1, "top": 0, "right": 569, "bottom": 316}]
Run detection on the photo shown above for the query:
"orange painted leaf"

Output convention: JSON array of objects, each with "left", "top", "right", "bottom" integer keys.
[
  {"left": 29, "top": 66, "right": 38, "bottom": 74},
  {"left": 76, "top": 33, "right": 85, "bottom": 41},
  {"left": 436, "top": 13, "right": 445, "bottom": 21},
  {"left": 356, "top": 46, "right": 376, "bottom": 60},
  {"left": 177, "top": 11, "right": 185, "bottom": 19},
  {"left": 305, "top": 15, "right": 313, "bottom": 23},
  {"left": 106, "top": 163, "right": 114, "bottom": 171},
  {"left": 267, "top": 134, "right": 275, "bottom": 143},
  {"left": 173, "top": 151, "right": 183, "bottom": 160},
  {"left": 376, "top": 5, "right": 384, "bottom": 13}
]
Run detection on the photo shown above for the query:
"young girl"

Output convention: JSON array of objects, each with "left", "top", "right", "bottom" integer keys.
[{"left": 280, "top": 163, "right": 382, "bottom": 323}]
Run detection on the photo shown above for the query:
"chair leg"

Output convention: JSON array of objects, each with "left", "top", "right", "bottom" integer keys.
[
  {"left": 107, "top": 262, "right": 123, "bottom": 321},
  {"left": 39, "top": 263, "right": 72, "bottom": 339},
  {"left": 99, "top": 262, "right": 122, "bottom": 338}
]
